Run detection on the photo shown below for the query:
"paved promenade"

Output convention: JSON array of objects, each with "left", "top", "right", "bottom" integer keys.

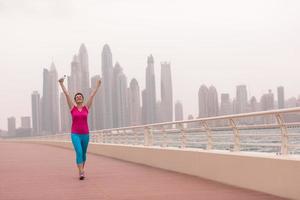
[{"left": 0, "top": 142, "right": 285, "bottom": 200}]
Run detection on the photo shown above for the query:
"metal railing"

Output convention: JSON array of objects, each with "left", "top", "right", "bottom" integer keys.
[{"left": 11, "top": 107, "right": 300, "bottom": 155}]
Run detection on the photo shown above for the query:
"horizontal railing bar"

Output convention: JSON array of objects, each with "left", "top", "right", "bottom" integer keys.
[
  {"left": 239, "top": 134, "right": 281, "bottom": 137},
  {"left": 288, "top": 144, "right": 300, "bottom": 148},
  {"left": 288, "top": 134, "right": 300, "bottom": 136},
  {"left": 286, "top": 122, "right": 300, "bottom": 127},
  {"left": 240, "top": 143, "right": 281, "bottom": 147},
  {"left": 210, "top": 142, "right": 233, "bottom": 145},
  {"left": 92, "top": 107, "right": 300, "bottom": 132},
  {"left": 236, "top": 124, "right": 280, "bottom": 129},
  {"left": 186, "top": 142, "right": 212, "bottom": 144}
]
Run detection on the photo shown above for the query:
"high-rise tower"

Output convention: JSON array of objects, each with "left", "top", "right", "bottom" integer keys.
[
  {"left": 101, "top": 44, "right": 114, "bottom": 128},
  {"left": 78, "top": 43, "right": 90, "bottom": 98},
  {"left": 236, "top": 85, "right": 248, "bottom": 114},
  {"left": 42, "top": 63, "right": 59, "bottom": 134},
  {"left": 129, "top": 79, "right": 141, "bottom": 126},
  {"left": 144, "top": 55, "right": 157, "bottom": 124},
  {"left": 31, "top": 91, "right": 41, "bottom": 135},
  {"left": 208, "top": 85, "right": 219, "bottom": 117},
  {"left": 277, "top": 86, "right": 285, "bottom": 109},
  {"left": 160, "top": 62, "right": 173, "bottom": 122},
  {"left": 198, "top": 85, "right": 209, "bottom": 118}
]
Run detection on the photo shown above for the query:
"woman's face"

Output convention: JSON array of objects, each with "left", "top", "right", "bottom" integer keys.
[{"left": 75, "top": 94, "right": 84, "bottom": 104}]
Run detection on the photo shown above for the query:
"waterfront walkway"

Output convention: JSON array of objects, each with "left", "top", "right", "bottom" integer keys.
[{"left": 0, "top": 142, "right": 285, "bottom": 200}]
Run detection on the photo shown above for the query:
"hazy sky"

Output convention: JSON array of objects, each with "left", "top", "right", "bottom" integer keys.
[{"left": 0, "top": 0, "right": 299, "bottom": 130}]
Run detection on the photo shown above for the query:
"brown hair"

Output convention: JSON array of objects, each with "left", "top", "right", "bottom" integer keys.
[{"left": 74, "top": 92, "right": 84, "bottom": 101}]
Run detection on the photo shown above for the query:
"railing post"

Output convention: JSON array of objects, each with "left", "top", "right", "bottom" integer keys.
[
  {"left": 111, "top": 130, "right": 114, "bottom": 143},
  {"left": 133, "top": 128, "right": 138, "bottom": 145},
  {"left": 123, "top": 129, "right": 128, "bottom": 145},
  {"left": 109, "top": 131, "right": 112, "bottom": 143},
  {"left": 116, "top": 130, "right": 120, "bottom": 144},
  {"left": 229, "top": 118, "right": 240, "bottom": 152},
  {"left": 275, "top": 113, "right": 288, "bottom": 155},
  {"left": 89, "top": 133, "right": 93, "bottom": 143},
  {"left": 94, "top": 133, "right": 97, "bottom": 143},
  {"left": 103, "top": 131, "right": 106, "bottom": 143},
  {"left": 109, "top": 130, "right": 113, "bottom": 144},
  {"left": 91, "top": 133, "right": 95, "bottom": 143},
  {"left": 95, "top": 133, "right": 99, "bottom": 143},
  {"left": 121, "top": 131, "right": 126, "bottom": 144},
  {"left": 201, "top": 121, "right": 212, "bottom": 150},
  {"left": 106, "top": 131, "right": 109, "bottom": 143},
  {"left": 133, "top": 129, "right": 139, "bottom": 145},
  {"left": 95, "top": 133, "right": 98, "bottom": 143},
  {"left": 98, "top": 132, "right": 102, "bottom": 143},
  {"left": 100, "top": 132, "right": 104, "bottom": 143},
  {"left": 179, "top": 123, "right": 186, "bottom": 148},
  {"left": 161, "top": 125, "right": 167, "bottom": 147},
  {"left": 144, "top": 127, "right": 150, "bottom": 146},
  {"left": 150, "top": 127, "right": 154, "bottom": 146}
]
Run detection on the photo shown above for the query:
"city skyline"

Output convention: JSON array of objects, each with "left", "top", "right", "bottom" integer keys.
[
  {"left": 22, "top": 44, "right": 176, "bottom": 135},
  {"left": 1, "top": 0, "right": 300, "bottom": 130},
  {"left": 2, "top": 42, "right": 300, "bottom": 131},
  {"left": 4, "top": 41, "right": 300, "bottom": 134}
]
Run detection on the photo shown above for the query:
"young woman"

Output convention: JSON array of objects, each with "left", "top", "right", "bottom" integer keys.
[{"left": 59, "top": 77, "right": 101, "bottom": 180}]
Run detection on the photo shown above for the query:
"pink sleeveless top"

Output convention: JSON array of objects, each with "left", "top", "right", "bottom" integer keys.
[{"left": 71, "top": 106, "right": 89, "bottom": 134}]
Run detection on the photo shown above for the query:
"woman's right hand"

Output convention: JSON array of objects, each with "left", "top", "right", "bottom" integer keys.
[
  {"left": 58, "top": 78, "right": 64, "bottom": 83},
  {"left": 96, "top": 79, "right": 102, "bottom": 88}
]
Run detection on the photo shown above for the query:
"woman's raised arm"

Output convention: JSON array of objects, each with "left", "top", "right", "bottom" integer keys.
[
  {"left": 86, "top": 79, "right": 101, "bottom": 109},
  {"left": 58, "top": 77, "right": 74, "bottom": 110}
]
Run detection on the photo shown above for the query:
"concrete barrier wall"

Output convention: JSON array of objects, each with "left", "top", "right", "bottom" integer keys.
[{"left": 26, "top": 141, "right": 300, "bottom": 200}]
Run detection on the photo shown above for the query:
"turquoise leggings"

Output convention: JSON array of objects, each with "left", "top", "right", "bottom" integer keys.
[{"left": 71, "top": 133, "right": 90, "bottom": 164}]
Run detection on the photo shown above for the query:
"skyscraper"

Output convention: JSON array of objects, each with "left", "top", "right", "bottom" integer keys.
[
  {"left": 129, "top": 78, "right": 141, "bottom": 126},
  {"left": 112, "top": 63, "right": 123, "bottom": 128},
  {"left": 250, "top": 96, "right": 258, "bottom": 112},
  {"left": 7, "top": 117, "right": 16, "bottom": 135},
  {"left": 42, "top": 68, "right": 50, "bottom": 133},
  {"left": 31, "top": 91, "right": 41, "bottom": 135},
  {"left": 260, "top": 90, "right": 274, "bottom": 111},
  {"left": 69, "top": 55, "right": 81, "bottom": 96},
  {"left": 160, "top": 62, "right": 173, "bottom": 122},
  {"left": 144, "top": 55, "right": 157, "bottom": 124},
  {"left": 260, "top": 90, "right": 275, "bottom": 123},
  {"left": 21, "top": 116, "right": 31, "bottom": 129},
  {"left": 78, "top": 43, "right": 90, "bottom": 98},
  {"left": 142, "top": 89, "right": 147, "bottom": 124},
  {"left": 90, "top": 75, "right": 104, "bottom": 130},
  {"left": 175, "top": 101, "right": 183, "bottom": 121},
  {"left": 236, "top": 85, "right": 248, "bottom": 114},
  {"left": 101, "top": 44, "right": 114, "bottom": 129},
  {"left": 60, "top": 92, "right": 70, "bottom": 133},
  {"left": 68, "top": 44, "right": 90, "bottom": 98},
  {"left": 220, "top": 93, "right": 232, "bottom": 116},
  {"left": 277, "top": 86, "right": 285, "bottom": 109},
  {"left": 198, "top": 85, "right": 209, "bottom": 118},
  {"left": 42, "top": 63, "right": 59, "bottom": 134},
  {"left": 249, "top": 96, "right": 259, "bottom": 124},
  {"left": 116, "top": 69, "right": 129, "bottom": 127},
  {"left": 208, "top": 86, "right": 219, "bottom": 117}
]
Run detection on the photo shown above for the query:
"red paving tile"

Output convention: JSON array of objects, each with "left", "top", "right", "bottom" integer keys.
[{"left": 0, "top": 142, "right": 286, "bottom": 200}]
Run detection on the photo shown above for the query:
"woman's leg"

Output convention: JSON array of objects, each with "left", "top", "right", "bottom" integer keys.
[
  {"left": 81, "top": 134, "right": 90, "bottom": 169},
  {"left": 71, "top": 133, "right": 84, "bottom": 174}
]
